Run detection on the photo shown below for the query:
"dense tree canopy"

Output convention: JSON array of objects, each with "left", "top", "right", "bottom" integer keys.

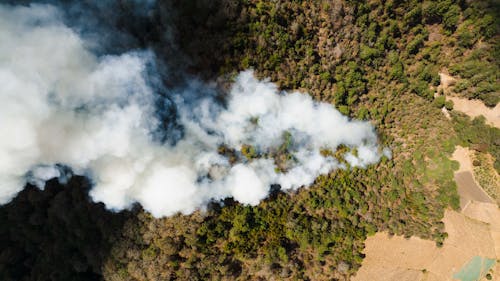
[{"left": 1, "top": 0, "right": 498, "bottom": 280}]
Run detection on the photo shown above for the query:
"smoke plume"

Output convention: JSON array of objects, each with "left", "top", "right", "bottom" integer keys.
[{"left": 0, "top": 3, "right": 389, "bottom": 217}]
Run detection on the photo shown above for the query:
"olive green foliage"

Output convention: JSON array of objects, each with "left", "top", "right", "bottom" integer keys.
[
  {"left": 105, "top": 161, "right": 452, "bottom": 280},
  {"left": 447, "top": 0, "right": 500, "bottom": 106},
  {"left": 434, "top": 96, "right": 446, "bottom": 108},
  {"left": 2, "top": 0, "right": 497, "bottom": 280},
  {"left": 101, "top": 0, "right": 497, "bottom": 280},
  {"left": 452, "top": 113, "right": 500, "bottom": 173},
  {"left": 449, "top": 48, "right": 500, "bottom": 106}
]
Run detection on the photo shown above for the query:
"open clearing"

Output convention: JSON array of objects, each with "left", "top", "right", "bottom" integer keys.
[
  {"left": 455, "top": 172, "right": 494, "bottom": 210},
  {"left": 352, "top": 147, "right": 500, "bottom": 281},
  {"left": 352, "top": 208, "right": 499, "bottom": 281},
  {"left": 438, "top": 72, "right": 500, "bottom": 129},
  {"left": 452, "top": 147, "right": 494, "bottom": 210},
  {"left": 446, "top": 96, "right": 500, "bottom": 128}
]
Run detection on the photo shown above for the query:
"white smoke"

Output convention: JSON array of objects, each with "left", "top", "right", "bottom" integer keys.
[{"left": 0, "top": 4, "right": 389, "bottom": 217}]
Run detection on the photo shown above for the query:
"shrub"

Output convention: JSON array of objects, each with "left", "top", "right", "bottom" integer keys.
[
  {"left": 433, "top": 96, "right": 446, "bottom": 108},
  {"left": 407, "top": 34, "right": 426, "bottom": 54},
  {"left": 338, "top": 105, "right": 350, "bottom": 115},
  {"left": 443, "top": 5, "right": 461, "bottom": 32},
  {"left": 444, "top": 100, "right": 454, "bottom": 110}
]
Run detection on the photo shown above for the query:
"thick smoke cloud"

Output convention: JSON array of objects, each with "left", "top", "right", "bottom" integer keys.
[{"left": 0, "top": 4, "right": 389, "bottom": 217}]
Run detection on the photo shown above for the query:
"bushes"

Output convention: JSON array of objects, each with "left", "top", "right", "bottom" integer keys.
[
  {"left": 444, "top": 100, "right": 454, "bottom": 110},
  {"left": 407, "top": 34, "right": 426, "bottom": 55},
  {"left": 91, "top": 0, "right": 500, "bottom": 279},
  {"left": 404, "top": 6, "right": 422, "bottom": 28},
  {"left": 411, "top": 80, "right": 433, "bottom": 99},
  {"left": 422, "top": 1, "right": 441, "bottom": 24},
  {"left": 113, "top": 0, "right": 495, "bottom": 278},
  {"left": 456, "top": 21, "right": 477, "bottom": 48},
  {"left": 3, "top": 1, "right": 498, "bottom": 280},
  {"left": 452, "top": 113, "right": 500, "bottom": 173},
  {"left": 443, "top": 5, "right": 461, "bottom": 31},
  {"left": 360, "top": 44, "right": 381, "bottom": 63},
  {"left": 433, "top": 96, "right": 446, "bottom": 108},
  {"left": 478, "top": 14, "right": 497, "bottom": 38},
  {"left": 449, "top": 49, "right": 499, "bottom": 107},
  {"left": 390, "top": 61, "right": 405, "bottom": 81}
]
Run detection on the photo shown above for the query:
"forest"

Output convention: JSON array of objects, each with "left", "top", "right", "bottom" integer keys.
[{"left": 0, "top": 0, "right": 498, "bottom": 280}]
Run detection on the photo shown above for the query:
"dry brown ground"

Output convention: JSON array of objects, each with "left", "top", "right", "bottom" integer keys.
[
  {"left": 455, "top": 172, "right": 494, "bottom": 210},
  {"left": 446, "top": 96, "right": 500, "bottom": 128},
  {"left": 452, "top": 146, "right": 474, "bottom": 173},
  {"left": 438, "top": 72, "right": 500, "bottom": 128},
  {"left": 352, "top": 147, "right": 499, "bottom": 281},
  {"left": 451, "top": 147, "right": 496, "bottom": 209},
  {"left": 472, "top": 152, "right": 500, "bottom": 206},
  {"left": 438, "top": 72, "right": 457, "bottom": 93},
  {"left": 352, "top": 209, "right": 498, "bottom": 281}
]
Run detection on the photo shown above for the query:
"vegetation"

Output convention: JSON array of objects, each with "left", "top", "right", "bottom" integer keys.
[
  {"left": 471, "top": 152, "right": 500, "bottom": 206},
  {"left": 452, "top": 113, "right": 500, "bottom": 173},
  {"left": 1, "top": 0, "right": 498, "bottom": 280},
  {"left": 0, "top": 177, "right": 135, "bottom": 281},
  {"left": 104, "top": 0, "right": 495, "bottom": 280}
]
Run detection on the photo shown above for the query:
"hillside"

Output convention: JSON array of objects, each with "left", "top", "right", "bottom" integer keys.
[{"left": 0, "top": 1, "right": 498, "bottom": 281}]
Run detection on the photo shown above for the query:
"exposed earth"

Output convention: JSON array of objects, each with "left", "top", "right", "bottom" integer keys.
[
  {"left": 352, "top": 145, "right": 500, "bottom": 281},
  {"left": 439, "top": 72, "right": 500, "bottom": 129},
  {"left": 447, "top": 96, "right": 500, "bottom": 128}
]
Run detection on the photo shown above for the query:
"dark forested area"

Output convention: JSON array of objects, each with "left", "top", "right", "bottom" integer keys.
[
  {"left": 0, "top": 177, "right": 137, "bottom": 281},
  {"left": 1, "top": 0, "right": 498, "bottom": 280}
]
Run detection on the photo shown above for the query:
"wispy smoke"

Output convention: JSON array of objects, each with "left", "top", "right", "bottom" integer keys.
[{"left": 0, "top": 4, "right": 389, "bottom": 217}]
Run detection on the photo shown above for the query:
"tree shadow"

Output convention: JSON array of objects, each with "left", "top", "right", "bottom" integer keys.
[{"left": 0, "top": 177, "right": 138, "bottom": 281}]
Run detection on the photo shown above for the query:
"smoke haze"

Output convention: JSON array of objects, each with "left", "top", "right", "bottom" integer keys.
[{"left": 0, "top": 3, "right": 388, "bottom": 217}]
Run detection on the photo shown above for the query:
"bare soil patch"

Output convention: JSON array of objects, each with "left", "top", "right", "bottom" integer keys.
[
  {"left": 352, "top": 147, "right": 499, "bottom": 281},
  {"left": 437, "top": 72, "right": 499, "bottom": 128},
  {"left": 352, "top": 210, "right": 497, "bottom": 281},
  {"left": 439, "top": 72, "right": 457, "bottom": 93},
  {"left": 451, "top": 146, "right": 474, "bottom": 173},
  {"left": 451, "top": 146, "right": 495, "bottom": 209},
  {"left": 446, "top": 96, "right": 500, "bottom": 128},
  {"left": 455, "top": 172, "right": 494, "bottom": 210}
]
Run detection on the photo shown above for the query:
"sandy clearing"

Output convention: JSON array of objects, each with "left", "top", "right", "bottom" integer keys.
[
  {"left": 462, "top": 201, "right": 500, "bottom": 253},
  {"left": 462, "top": 201, "right": 500, "bottom": 281},
  {"left": 451, "top": 146, "right": 473, "bottom": 173},
  {"left": 352, "top": 147, "right": 499, "bottom": 281},
  {"left": 352, "top": 210, "right": 497, "bottom": 281},
  {"left": 437, "top": 72, "right": 499, "bottom": 128},
  {"left": 446, "top": 96, "right": 500, "bottom": 128},
  {"left": 439, "top": 73, "right": 456, "bottom": 93},
  {"left": 451, "top": 146, "right": 495, "bottom": 209},
  {"left": 455, "top": 172, "right": 494, "bottom": 210}
]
